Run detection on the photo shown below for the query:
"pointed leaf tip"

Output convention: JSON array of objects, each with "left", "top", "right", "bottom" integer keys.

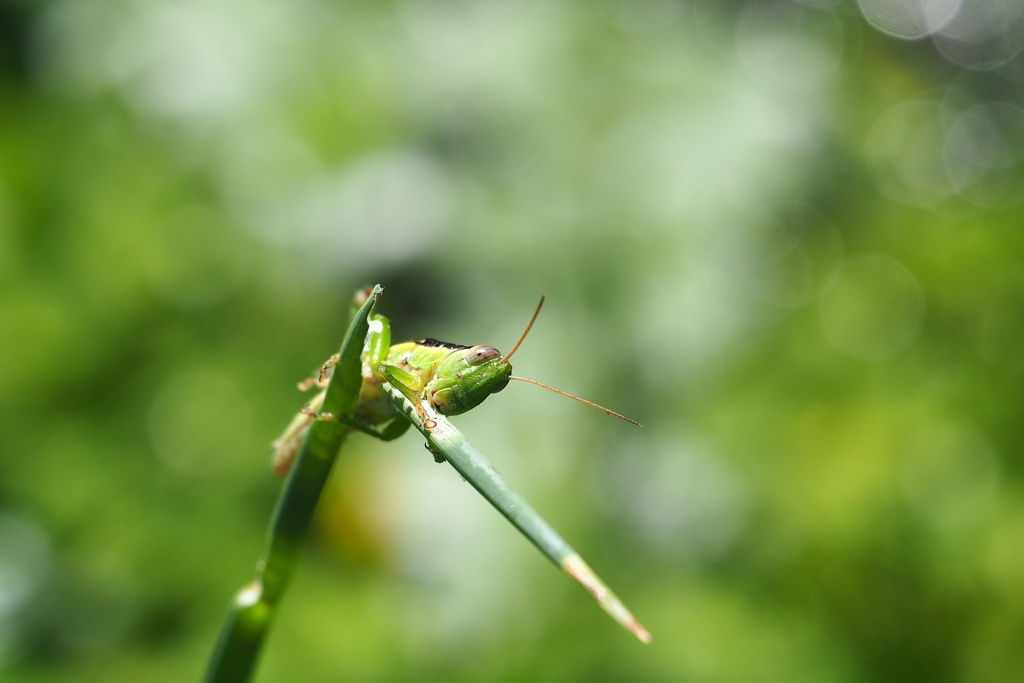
[{"left": 562, "top": 554, "right": 651, "bottom": 644}]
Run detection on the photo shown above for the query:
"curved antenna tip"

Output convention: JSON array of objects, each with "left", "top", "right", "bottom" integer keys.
[
  {"left": 502, "top": 295, "right": 546, "bottom": 363},
  {"left": 510, "top": 376, "right": 642, "bottom": 427}
]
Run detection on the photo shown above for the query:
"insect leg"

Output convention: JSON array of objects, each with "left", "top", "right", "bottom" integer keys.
[
  {"left": 317, "top": 353, "right": 340, "bottom": 382},
  {"left": 424, "top": 441, "right": 444, "bottom": 463},
  {"left": 375, "top": 416, "right": 412, "bottom": 441},
  {"left": 295, "top": 353, "right": 339, "bottom": 391},
  {"left": 332, "top": 414, "right": 411, "bottom": 442},
  {"left": 364, "top": 313, "right": 392, "bottom": 370},
  {"left": 276, "top": 411, "right": 408, "bottom": 477},
  {"left": 300, "top": 405, "right": 341, "bottom": 421},
  {"left": 271, "top": 401, "right": 319, "bottom": 477},
  {"left": 277, "top": 415, "right": 407, "bottom": 478},
  {"left": 376, "top": 364, "right": 435, "bottom": 429}
]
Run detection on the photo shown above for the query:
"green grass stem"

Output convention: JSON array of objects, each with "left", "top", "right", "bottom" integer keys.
[
  {"left": 202, "top": 286, "right": 382, "bottom": 683},
  {"left": 381, "top": 383, "right": 652, "bottom": 644}
]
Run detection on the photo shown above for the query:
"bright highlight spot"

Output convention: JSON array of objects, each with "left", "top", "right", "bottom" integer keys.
[
  {"left": 933, "top": 0, "right": 1024, "bottom": 70},
  {"left": 857, "top": 0, "right": 962, "bottom": 39}
]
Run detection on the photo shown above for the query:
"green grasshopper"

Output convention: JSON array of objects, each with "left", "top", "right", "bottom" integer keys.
[{"left": 273, "top": 291, "right": 640, "bottom": 476}]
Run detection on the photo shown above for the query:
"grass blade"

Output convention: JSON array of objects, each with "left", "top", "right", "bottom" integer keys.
[
  {"left": 203, "top": 285, "right": 382, "bottom": 683},
  {"left": 381, "top": 383, "right": 652, "bottom": 644}
]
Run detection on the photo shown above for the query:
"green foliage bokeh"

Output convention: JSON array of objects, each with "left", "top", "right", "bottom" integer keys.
[{"left": 1, "top": 1, "right": 1023, "bottom": 682}]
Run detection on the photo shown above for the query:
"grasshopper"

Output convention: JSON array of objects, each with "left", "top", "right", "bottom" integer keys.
[{"left": 272, "top": 289, "right": 639, "bottom": 476}]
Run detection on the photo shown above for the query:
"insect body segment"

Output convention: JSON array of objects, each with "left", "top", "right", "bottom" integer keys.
[
  {"left": 272, "top": 295, "right": 637, "bottom": 477},
  {"left": 272, "top": 314, "right": 512, "bottom": 475}
]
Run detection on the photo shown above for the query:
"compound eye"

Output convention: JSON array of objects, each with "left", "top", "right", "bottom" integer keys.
[
  {"left": 493, "top": 376, "right": 510, "bottom": 393},
  {"left": 466, "top": 345, "right": 501, "bottom": 365}
]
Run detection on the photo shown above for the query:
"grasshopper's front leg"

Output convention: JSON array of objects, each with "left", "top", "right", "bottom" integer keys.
[
  {"left": 275, "top": 397, "right": 410, "bottom": 477},
  {"left": 376, "top": 364, "right": 437, "bottom": 430},
  {"left": 295, "top": 308, "right": 391, "bottom": 392},
  {"left": 296, "top": 310, "right": 393, "bottom": 423},
  {"left": 361, "top": 311, "right": 434, "bottom": 428},
  {"left": 272, "top": 311, "right": 401, "bottom": 476}
]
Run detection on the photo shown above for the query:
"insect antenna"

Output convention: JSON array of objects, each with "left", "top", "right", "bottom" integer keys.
[
  {"left": 509, "top": 376, "right": 642, "bottom": 427},
  {"left": 501, "top": 295, "right": 545, "bottom": 363}
]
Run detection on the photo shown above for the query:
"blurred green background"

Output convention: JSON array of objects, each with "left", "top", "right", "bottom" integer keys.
[{"left": 2, "top": 0, "right": 1024, "bottom": 681}]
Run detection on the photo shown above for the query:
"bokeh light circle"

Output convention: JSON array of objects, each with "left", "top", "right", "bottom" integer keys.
[
  {"left": 865, "top": 100, "right": 955, "bottom": 207},
  {"left": 857, "top": 0, "right": 962, "bottom": 39},
  {"left": 933, "top": 0, "right": 1024, "bottom": 70},
  {"left": 738, "top": 205, "right": 844, "bottom": 311},
  {"left": 944, "top": 102, "right": 1024, "bottom": 208},
  {"left": 736, "top": 0, "right": 843, "bottom": 92},
  {"left": 819, "top": 255, "right": 925, "bottom": 360}
]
